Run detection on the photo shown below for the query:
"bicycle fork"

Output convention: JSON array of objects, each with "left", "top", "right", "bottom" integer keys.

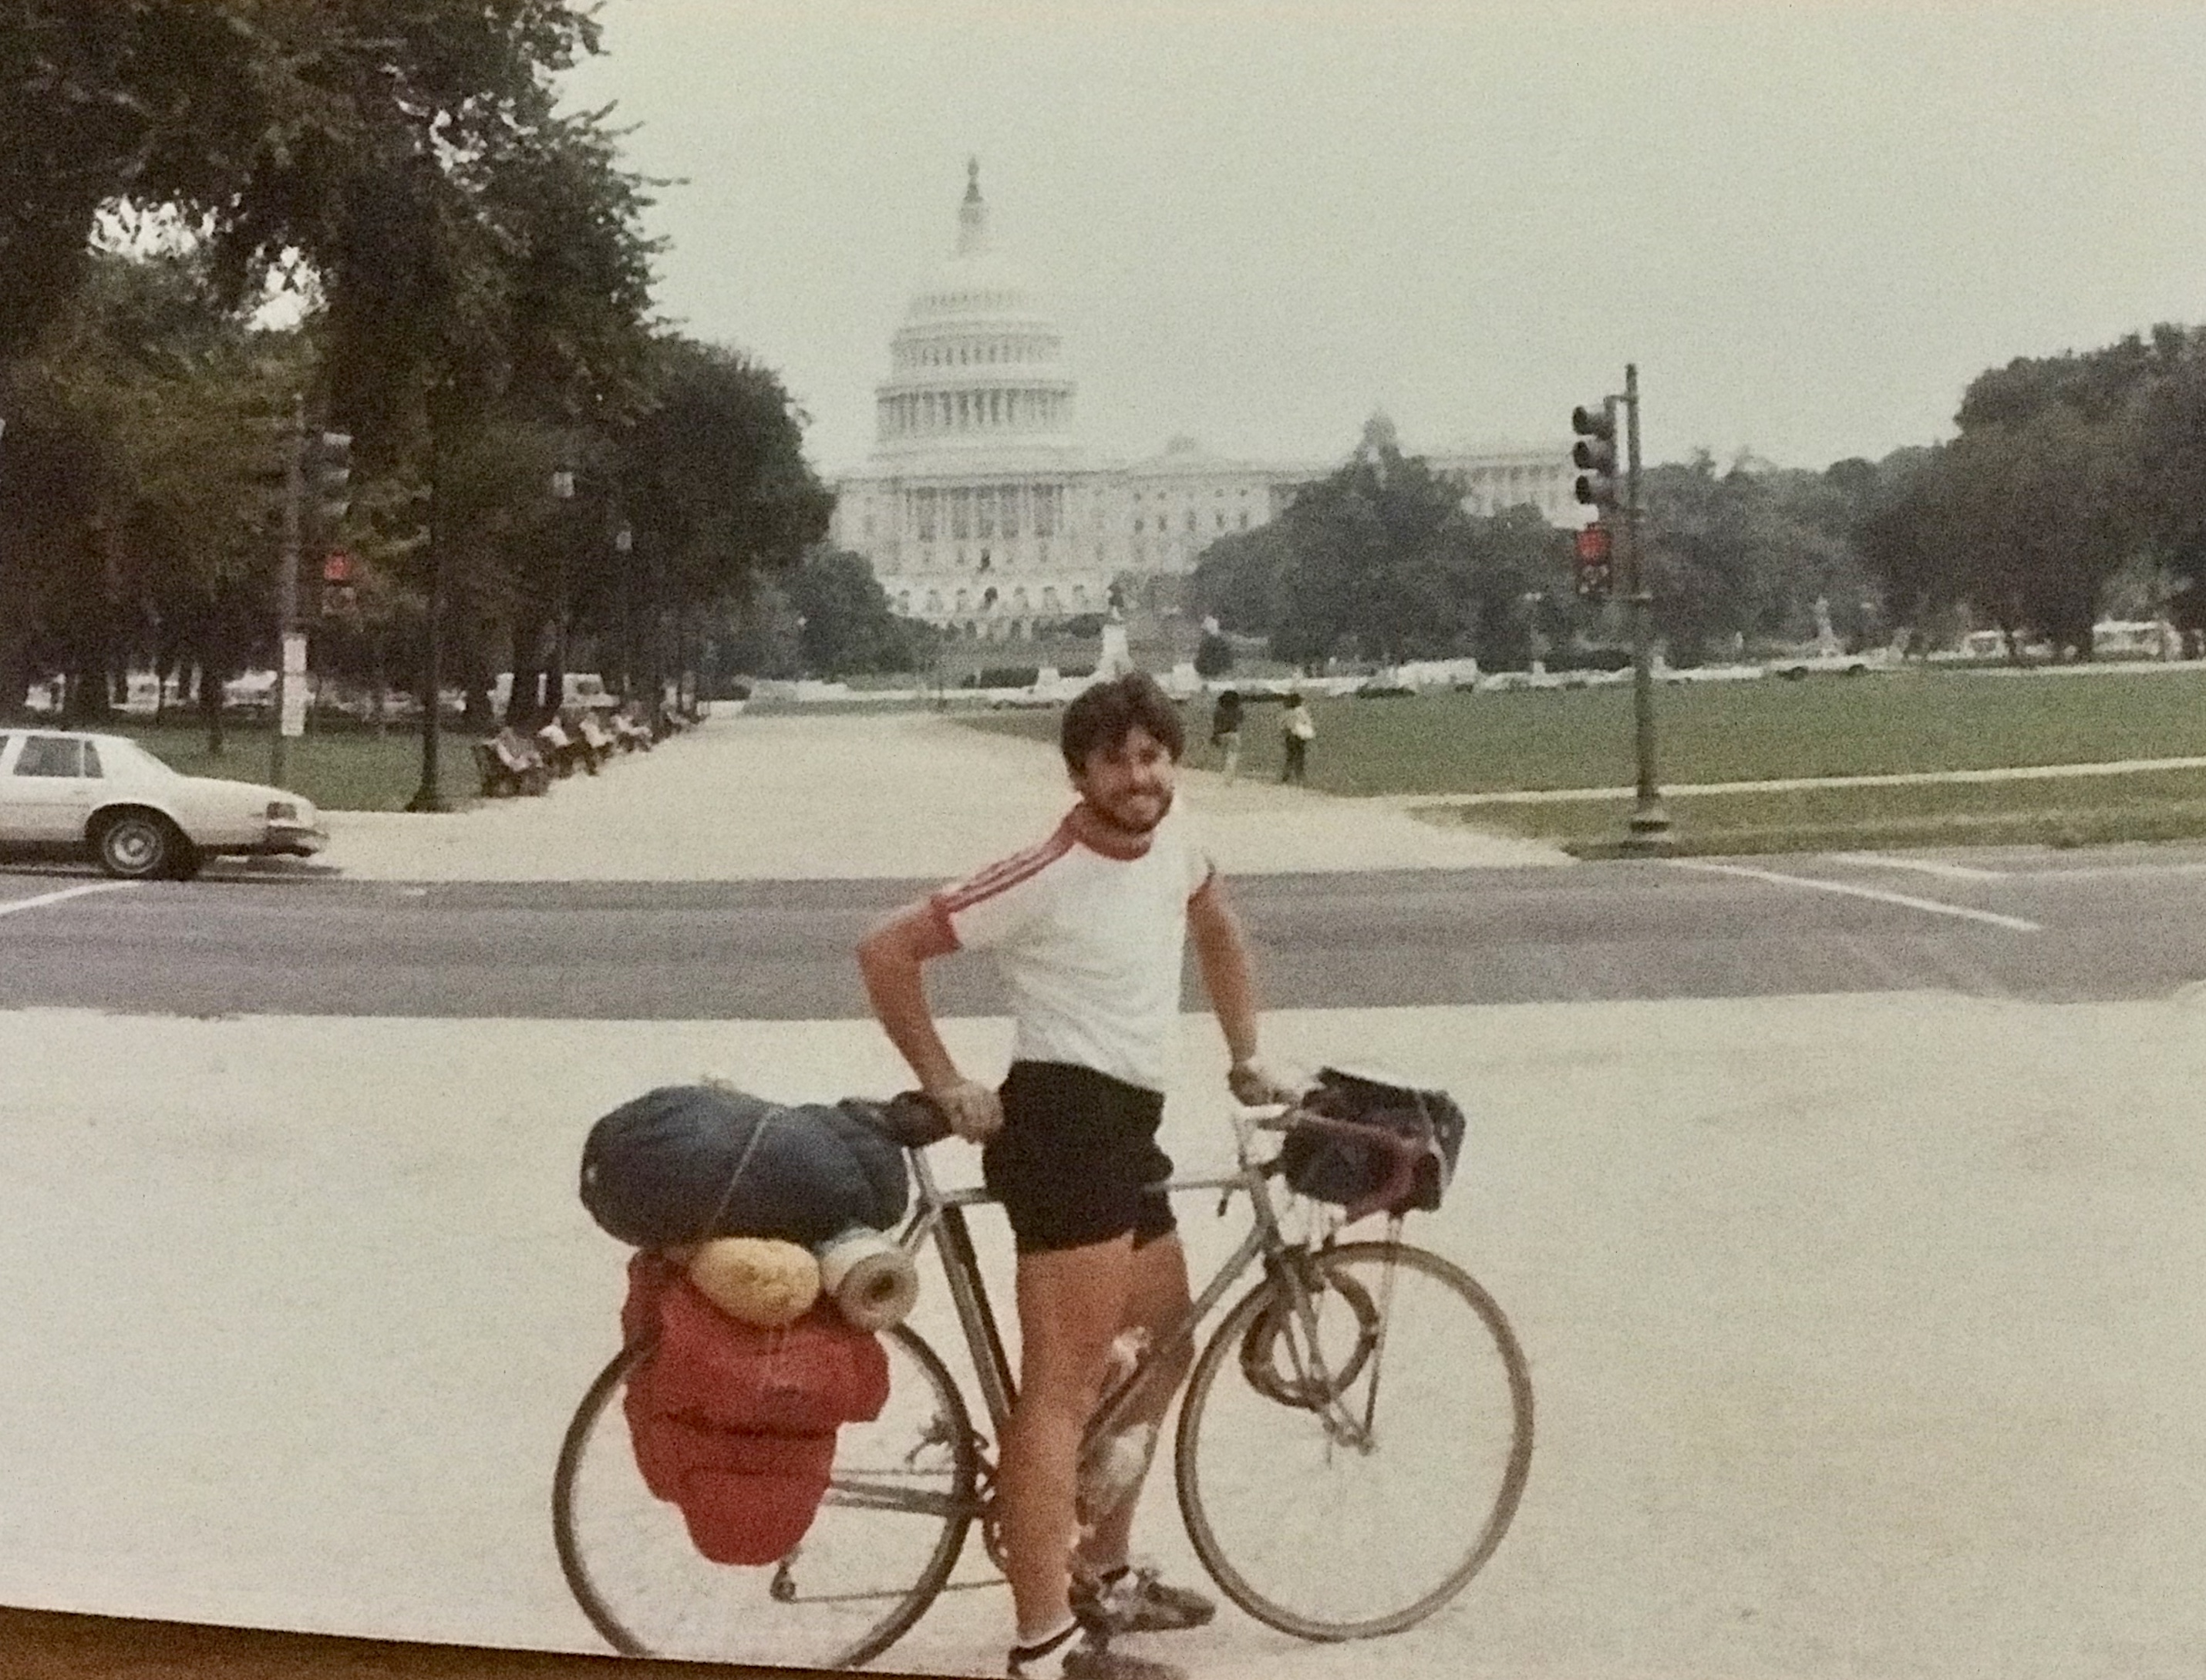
[{"left": 1270, "top": 1224, "right": 1404, "bottom": 1454}]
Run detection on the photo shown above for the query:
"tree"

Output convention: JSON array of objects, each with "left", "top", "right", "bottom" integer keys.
[
  {"left": 1193, "top": 629, "right": 1234, "bottom": 679},
  {"left": 1191, "top": 523, "right": 1296, "bottom": 640},
  {"left": 1, "top": 2, "right": 608, "bottom": 379},
  {"left": 1192, "top": 429, "right": 1583, "bottom": 672},
  {"left": 1857, "top": 325, "right": 2197, "bottom": 655},
  {"left": 2134, "top": 335, "right": 2206, "bottom": 647},
  {"left": 785, "top": 547, "right": 924, "bottom": 678},
  {"left": 611, "top": 338, "right": 833, "bottom": 708},
  {"left": 0, "top": 248, "right": 301, "bottom": 738},
  {"left": 0, "top": 2, "right": 647, "bottom": 793},
  {"left": 1861, "top": 415, "right": 2134, "bottom": 658}
]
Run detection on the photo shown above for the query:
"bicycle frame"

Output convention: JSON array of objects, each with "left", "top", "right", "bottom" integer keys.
[{"left": 817, "top": 1106, "right": 1384, "bottom": 1530}]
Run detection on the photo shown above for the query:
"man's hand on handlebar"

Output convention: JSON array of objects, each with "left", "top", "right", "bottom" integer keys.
[
  {"left": 927, "top": 1075, "right": 1003, "bottom": 1143},
  {"left": 1228, "top": 1056, "right": 1300, "bottom": 1109}
]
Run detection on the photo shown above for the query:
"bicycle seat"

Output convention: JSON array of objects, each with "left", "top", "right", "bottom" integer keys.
[{"left": 863, "top": 1090, "right": 955, "bottom": 1150}]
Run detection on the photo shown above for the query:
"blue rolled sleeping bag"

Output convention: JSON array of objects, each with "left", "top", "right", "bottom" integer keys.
[{"left": 580, "top": 1082, "right": 910, "bottom": 1250}]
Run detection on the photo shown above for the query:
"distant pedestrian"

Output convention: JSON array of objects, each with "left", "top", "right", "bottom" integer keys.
[
  {"left": 1208, "top": 689, "right": 1243, "bottom": 785},
  {"left": 1279, "top": 693, "right": 1315, "bottom": 785}
]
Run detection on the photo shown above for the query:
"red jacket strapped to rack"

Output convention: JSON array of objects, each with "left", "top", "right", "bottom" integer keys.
[{"left": 620, "top": 1251, "right": 891, "bottom": 1566}]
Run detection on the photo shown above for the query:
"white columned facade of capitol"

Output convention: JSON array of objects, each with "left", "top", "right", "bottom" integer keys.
[{"left": 830, "top": 163, "right": 1581, "bottom": 642}]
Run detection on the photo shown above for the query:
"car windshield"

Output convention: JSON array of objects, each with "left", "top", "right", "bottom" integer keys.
[{"left": 103, "top": 738, "right": 180, "bottom": 779}]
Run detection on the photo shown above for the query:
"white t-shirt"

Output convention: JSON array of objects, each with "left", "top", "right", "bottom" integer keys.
[{"left": 928, "top": 803, "right": 1217, "bottom": 1094}]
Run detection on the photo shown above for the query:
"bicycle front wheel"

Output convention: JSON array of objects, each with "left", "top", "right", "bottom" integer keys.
[
  {"left": 553, "top": 1324, "right": 978, "bottom": 1670},
  {"left": 1174, "top": 1241, "right": 1533, "bottom": 1641}
]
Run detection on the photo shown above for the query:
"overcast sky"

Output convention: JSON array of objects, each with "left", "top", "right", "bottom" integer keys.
[{"left": 561, "top": 1, "right": 2206, "bottom": 478}]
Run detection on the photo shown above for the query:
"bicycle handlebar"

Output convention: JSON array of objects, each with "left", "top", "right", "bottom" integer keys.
[{"left": 879, "top": 1091, "right": 1424, "bottom": 1223}]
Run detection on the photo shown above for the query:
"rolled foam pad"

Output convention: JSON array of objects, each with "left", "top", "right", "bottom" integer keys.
[{"left": 817, "top": 1227, "right": 919, "bottom": 1331}]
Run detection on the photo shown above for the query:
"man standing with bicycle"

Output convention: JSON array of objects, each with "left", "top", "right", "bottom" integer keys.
[{"left": 859, "top": 672, "right": 1292, "bottom": 1680}]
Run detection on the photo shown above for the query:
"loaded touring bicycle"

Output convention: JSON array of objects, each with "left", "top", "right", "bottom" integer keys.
[{"left": 554, "top": 1068, "right": 1534, "bottom": 1670}]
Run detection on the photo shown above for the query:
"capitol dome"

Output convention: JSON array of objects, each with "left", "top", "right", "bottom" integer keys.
[{"left": 872, "top": 160, "right": 1081, "bottom": 466}]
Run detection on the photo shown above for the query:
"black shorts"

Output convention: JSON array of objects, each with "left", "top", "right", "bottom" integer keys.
[{"left": 982, "top": 1061, "right": 1177, "bottom": 1255}]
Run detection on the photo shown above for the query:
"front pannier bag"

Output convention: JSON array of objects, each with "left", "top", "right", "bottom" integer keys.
[{"left": 1276, "top": 1066, "right": 1467, "bottom": 1216}]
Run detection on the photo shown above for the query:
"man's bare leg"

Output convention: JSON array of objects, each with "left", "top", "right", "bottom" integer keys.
[
  {"left": 1073, "top": 1231, "right": 1194, "bottom": 1578},
  {"left": 1000, "top": 1236, "right": 1137, "bottom": 1644}
]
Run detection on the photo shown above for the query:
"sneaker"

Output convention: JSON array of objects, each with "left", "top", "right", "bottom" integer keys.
[
  {"left": 1072, "top": 1563, "right": 1218, "bottom": 1635},
  {"left": 1009, "top": 1624, "right": 1185, "bottom": 1680},
  {"left": 1062, "top": 1638, "right": 1188, "bottom": 1680}
]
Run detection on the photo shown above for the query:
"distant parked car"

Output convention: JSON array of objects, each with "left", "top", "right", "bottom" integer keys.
[
  {"left": 1766, "top": 651, "right": 1893, "bottom": 680},
  {"left": 0, "top": 729, "right": 326, "bottom": 880}
]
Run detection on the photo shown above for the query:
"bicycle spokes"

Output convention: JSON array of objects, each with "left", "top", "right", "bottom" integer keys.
[{"left": 1176, "top": 1243, "right": 1535, "bottom": 1641}]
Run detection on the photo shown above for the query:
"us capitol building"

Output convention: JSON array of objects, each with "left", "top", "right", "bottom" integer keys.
[{"left": 828, "top": 163, "right": 1578, "bottom": 641}]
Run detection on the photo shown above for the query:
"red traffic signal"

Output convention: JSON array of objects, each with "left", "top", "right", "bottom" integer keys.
[
  {"left": 322, "top": 550, "right": 354, "bottom": 584},
  {"left": 1574, "top": 523, "right": 1615, "bottom": 598}
]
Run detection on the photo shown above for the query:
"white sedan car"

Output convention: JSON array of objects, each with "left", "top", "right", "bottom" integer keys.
[{"left": 0, "top": 729, "right": 327, "bottom": 880}]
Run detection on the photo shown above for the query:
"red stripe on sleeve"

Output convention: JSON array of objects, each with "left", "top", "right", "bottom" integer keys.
[
  {"left": 937, "top": 830, "right": 1074, "bottom": 914},
  {"left": 921, "top": 894, "right": 962, "bottom": 955}
]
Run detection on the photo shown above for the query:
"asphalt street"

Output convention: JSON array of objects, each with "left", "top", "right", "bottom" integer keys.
[{"left": 6, "top": 845, "right": 2206, "bottom": 1018}]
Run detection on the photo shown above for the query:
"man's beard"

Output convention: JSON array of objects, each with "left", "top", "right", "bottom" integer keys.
[{"left": 1089, "top": 784, "right": 1173, "bottom": 837}]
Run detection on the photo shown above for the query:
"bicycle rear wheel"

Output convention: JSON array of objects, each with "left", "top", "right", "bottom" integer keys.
[
  {"left": 553, "top": 1323, "right": 978, "bottom": 1670},
  {"left": 1174, "top": 1241, "right": 1533, "bottom": 1641}
]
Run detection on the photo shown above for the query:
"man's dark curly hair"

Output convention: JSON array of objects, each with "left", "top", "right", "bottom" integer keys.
[{"left": 1061, "top": 673, "right": 1185, "bottom": 774}]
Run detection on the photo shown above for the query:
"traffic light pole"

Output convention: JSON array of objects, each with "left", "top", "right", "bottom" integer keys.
[
  {"left": 1620, "top": 362, "right": 1674, "bottom": 854},
  {"left": 270, "top": 394, "right": 304, "bottom": 789}
]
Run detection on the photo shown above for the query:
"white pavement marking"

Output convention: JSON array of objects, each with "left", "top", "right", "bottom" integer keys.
[
  {"left": 1669, "top": 859, "right": 2042, "bottom": 932},
  {"left": 1827, "top": 851, "right": 2009, "bottom": 882},
  {"left": 0, "top": 881, "right": 133, "bottom": 919},
  {"left": 2004, "top": 860, "right": 2206, "bottom": 881}
]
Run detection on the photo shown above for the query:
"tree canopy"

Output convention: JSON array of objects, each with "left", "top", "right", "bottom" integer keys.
[{"left": 1193, "top": 423, "right": 1578, "bottom": 672}]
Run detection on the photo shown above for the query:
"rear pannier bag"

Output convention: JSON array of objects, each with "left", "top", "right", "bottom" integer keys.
[
  {"left": 1276, "top": 1066, "right": 1467, "bottom": 1215},
  {"left": 620, "top": 1251, "right": 890, "bottom": 1566}
]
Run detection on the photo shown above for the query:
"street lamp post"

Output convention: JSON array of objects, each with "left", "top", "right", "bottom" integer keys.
[
  {"left": 406, "top": 396, "right": 451, "bottom": 813},
  {"left": 550, "top": 463, "right": 576, "bottom": 718},
  {"left": 613, "top": 520, "right": 633, "bottom": 698},
  {"left": 270, "top": 394, "right": 305, "bottom": 788}
]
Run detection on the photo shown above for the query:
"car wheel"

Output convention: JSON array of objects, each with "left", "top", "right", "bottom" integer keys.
[{"left": 95, "top": 811, "right": 182, "bottom": 880}]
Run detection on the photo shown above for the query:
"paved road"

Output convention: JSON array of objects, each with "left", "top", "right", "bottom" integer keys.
[{"left": 6, "top": 844, "right": 2206, "bottom": 1018}]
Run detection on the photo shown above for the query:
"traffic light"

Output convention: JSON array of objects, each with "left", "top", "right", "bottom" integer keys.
[
  {"left": 311, "top": 430, "right": 352, "bottom": 530},
  {"left": 1571, "top": 401, "right": 1619, "bottom": 510},
  {"left": 1573, "top": 524, "right": 1615, "bottom": 599},
  {"left": 320, "top": 550, "right": 357, "bottom": 618}
]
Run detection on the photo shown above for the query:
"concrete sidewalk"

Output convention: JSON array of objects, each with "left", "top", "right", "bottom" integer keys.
[
  {"left": 320, "top": 712, "right": 1571, "bottom": 880},
  {"left": 5, "top": 991, "right": 2204, "bottom": 1678}
]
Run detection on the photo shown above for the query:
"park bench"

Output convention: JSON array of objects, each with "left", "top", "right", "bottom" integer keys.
[
  {"left": 536, "top": 713, "right": 601, "bottom": 778},
  {"left": 475, "top": 729, "right": 551, "bottom": 796},
  {"left": 611, "top": 709, "right": 652, "bottom": 752},
  {"left": 574, "top": 709, "right": 618, "bottom": 766}
]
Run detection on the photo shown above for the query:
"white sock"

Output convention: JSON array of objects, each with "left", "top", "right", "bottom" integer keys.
[{"left": 1009, "top": 1616, "right": 1080, "bottom": 1674}]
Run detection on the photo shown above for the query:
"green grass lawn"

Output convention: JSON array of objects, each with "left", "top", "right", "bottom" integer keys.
[
  {"left": 97, "top": 719, "right": 471, "bottom": 813},
  {"left": 965, "top": 668, "right": 2206, "bottom": 794},
  {"left": 963, "top": 667, "right": 2206, "bottom": 852},
  {"left": 1444, "top": 768, "right": 2206, "bottom": 857}
]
